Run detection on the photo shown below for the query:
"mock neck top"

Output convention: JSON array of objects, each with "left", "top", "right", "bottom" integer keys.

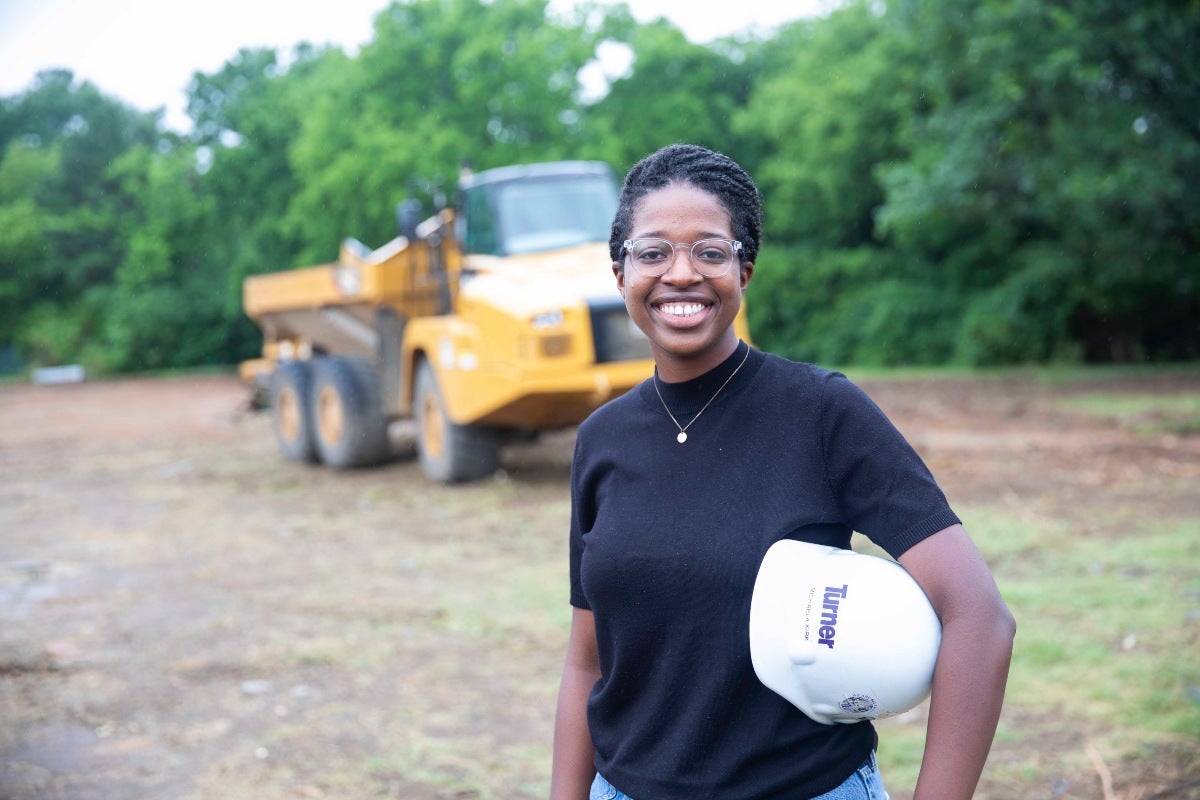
[{"left": 568, "top": 346, "right": 959, "bottom": 799}]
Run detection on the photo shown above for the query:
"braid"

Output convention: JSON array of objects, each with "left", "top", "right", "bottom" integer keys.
[{"left": 609, "top": 144, "right": 762, "bottom": 265}]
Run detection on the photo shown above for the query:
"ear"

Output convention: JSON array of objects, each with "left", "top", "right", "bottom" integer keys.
[{"left": 613, "top": 262, "right": 626, "bottom": 296}]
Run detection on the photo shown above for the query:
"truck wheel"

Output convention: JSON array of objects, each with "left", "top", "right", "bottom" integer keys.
[
  {"left": 269, "top": 361, "right": 318, "bottom": 463},
  {"left": 310, "top": 356, "right": 390, "bottom": 469},
  {"left": 414, "top": 360, "right": 500, "bottom": 483}
]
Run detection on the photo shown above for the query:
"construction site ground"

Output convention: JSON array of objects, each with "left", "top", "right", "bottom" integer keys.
[{"left": 1, "top": 367, "right": 1198, "bottom": 800}]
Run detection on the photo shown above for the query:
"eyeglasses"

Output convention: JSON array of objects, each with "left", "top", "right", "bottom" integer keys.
[{"left": 622, "top": 237, "right": 743, "bottom": 278}]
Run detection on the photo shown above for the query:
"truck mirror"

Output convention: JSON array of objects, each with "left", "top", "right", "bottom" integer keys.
[{"left": 397, "top": 199, "right": 423, "bottom": 240}]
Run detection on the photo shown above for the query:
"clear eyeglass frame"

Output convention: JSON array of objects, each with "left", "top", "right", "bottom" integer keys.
[{"left": 621, "top": 237, "right": 744, "bottom": 278}]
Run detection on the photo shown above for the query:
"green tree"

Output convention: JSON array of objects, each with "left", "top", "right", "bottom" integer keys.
[
  {"left": 283, "top": 0, "right": 601, "bottom": 262},
  {"left": 578, "top": 17, "right": 759, "bottom": 172},
  {"left": 742, "top": 4, "right": 918, "bottom": 248},
  {"left": 186, "top": 45, "right": 342, "bottom": 360},
  {"left": 98, "top": 144, "right": 216, "bottom": 372},
  {"left": 0, "top": 142, "right": 55, "bottom": 347},
  {"left": 878, "top": 0, "right": 1200, "bottom": 363},
  {"left": 737, "top": 3, "right": 956, "bottom": 365},
  {"left": 0, "top": 71, "right": 166, "bottom": 368}
]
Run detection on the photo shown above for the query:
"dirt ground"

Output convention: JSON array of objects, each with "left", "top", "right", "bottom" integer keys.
[{"left": 1, "top": 369, "right": 1198, "bottom": 800}]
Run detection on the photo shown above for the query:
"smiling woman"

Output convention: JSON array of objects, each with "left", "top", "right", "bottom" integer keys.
[{"left": 550, "top": 143, "right": 1016, "bottom": 800}]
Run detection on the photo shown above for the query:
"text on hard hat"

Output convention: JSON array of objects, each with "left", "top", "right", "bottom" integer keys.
[{"left": 818, "top": 584, "right": 849, "bottom": 649}]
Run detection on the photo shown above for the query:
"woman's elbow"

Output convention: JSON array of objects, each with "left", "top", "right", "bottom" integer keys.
[
  {"left": 948, "top": 590, "right": 1016, "bottom": 655},
  {"left": 987, "top": 596, "right": 1017, "bottom": 654}
]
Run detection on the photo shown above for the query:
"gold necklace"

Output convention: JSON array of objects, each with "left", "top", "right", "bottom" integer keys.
[{"left": 652, "top": 344, "right": 750, "bottom": 444}]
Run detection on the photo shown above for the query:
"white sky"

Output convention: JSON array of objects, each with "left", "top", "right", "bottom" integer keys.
[{"left": 0, "top": 0, "right": 830, "bottom": 131}]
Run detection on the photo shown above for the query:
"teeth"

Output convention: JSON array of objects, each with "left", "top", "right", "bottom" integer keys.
[{"left": 660, "top": 303, "right": 705, "bottom": 317}]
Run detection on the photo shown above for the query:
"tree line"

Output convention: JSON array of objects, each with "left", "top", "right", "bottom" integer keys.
[{"left": 1, "top": 0, "right": 1196, "bottom": 375}]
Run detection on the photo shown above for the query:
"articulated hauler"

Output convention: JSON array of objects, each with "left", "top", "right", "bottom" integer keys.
[{"left": 242, "top": 160, "right": 746, "bottom": 483}]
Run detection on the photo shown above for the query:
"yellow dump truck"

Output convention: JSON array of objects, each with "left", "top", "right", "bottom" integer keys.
[{"left": 243, "top": 160, "right": 731, "bottom": 483}]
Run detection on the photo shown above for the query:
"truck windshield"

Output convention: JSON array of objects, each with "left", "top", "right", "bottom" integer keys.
[{"left": 483, "top": 174, "right": 618, "bottom": 256}]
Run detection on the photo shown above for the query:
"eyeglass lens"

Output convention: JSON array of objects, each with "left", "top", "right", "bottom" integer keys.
[{"left": 625, "top": 238, "right": 739, "bottom": 276}]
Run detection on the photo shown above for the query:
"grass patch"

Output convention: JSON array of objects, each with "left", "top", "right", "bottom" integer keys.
[
  {"left": 1024, "top": 362, "right": 1200, "bottom": 385},
  {"left": 841, "top": 362, "right": 1200, "bottom": 385},
  {"left": 1053, "top": 391, "right": 1200, "bottom": 435},
  {"left": 874, "top": 719, "right": 928, "bottom": 789},
  {"left": 433, "top": 556, "right": 569, "bottom": 642},
  {"left": 974, "top": 506, "right": 1200, "bottom": 753}
]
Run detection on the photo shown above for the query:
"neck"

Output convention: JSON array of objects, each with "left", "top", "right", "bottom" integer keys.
[{"left": 652, "top": 333, "right": 742, "bottom": 383}]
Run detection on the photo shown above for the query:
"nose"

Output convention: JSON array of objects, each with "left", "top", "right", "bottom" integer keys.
[{"left": 661, "top": 245, "right": 704, "bottom": 284}]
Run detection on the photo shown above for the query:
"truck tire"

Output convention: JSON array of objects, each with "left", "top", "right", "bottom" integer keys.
[
  {"left": 269, "top": 361, "right": 318, "bottom": 463},
  {"left": 414, "top": 359, "right": 500, "bottom": 483},
  {"left": 310, "top": 356, "right": 390, "bottom": 469}
]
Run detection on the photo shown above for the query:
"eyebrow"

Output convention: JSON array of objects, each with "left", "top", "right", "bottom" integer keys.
[{"left": 631, "top": 231, "right": 733, "bottom": 240}]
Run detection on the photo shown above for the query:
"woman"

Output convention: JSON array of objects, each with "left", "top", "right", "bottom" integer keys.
[{"left": 550, "top": 144, "right": 1015, "bottom": 800}]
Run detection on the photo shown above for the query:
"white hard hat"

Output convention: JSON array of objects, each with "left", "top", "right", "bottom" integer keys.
[{"left": 749, "top": 540, "right": 941, "bottom": 725}]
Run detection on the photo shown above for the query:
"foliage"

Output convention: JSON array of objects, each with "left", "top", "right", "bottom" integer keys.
[
  {"left": 877, "top": 0, "right": 1200, "bottom": 363},
  {"left": 282, "top": 0, "right": 602, "bottom": 261},
  {"left": 0, "top": 70, "right": 167, "bottom": 370},
  {"left": 578, "top": 18, "right": 759, "bottom": 172},
  {"left": 0, "top": 0, "right": 1197, "bottom": 374},
  {"left": 187, "top": 45, "right": 337, "bottom": 358},
  {"left": 747, "top": 244, "right": 958, "bottom": 366},
  {"left": 955, "top": 242, "right": 1085, "bottom": 364},
  {"left": 742, "top": 4, "right": 919, "bottom": 248}
]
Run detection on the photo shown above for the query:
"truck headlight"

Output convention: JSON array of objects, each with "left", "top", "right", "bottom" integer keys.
[{"left": 333, "top": 266, "right": 362, "bottom": 296}]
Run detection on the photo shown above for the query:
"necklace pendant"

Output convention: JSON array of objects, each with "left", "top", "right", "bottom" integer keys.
[{"left": 653, "top": 342, "right": 749, "bottom": 449}]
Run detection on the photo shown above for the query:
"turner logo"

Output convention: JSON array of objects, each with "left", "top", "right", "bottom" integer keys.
[{"left": 817, "top": 584, "right": 849, "bottom": 649}]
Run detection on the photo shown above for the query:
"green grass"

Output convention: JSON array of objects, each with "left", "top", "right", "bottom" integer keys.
[
  {"left": 1000, "top": 518, "right": 1200, "bottom": 730},
  {"left": 1054, "top": 391, "right": 1200, "bottom": 435},
  {"left": 838, "top": 362, "right": 1200, "bottom": 387},
  {"left": 1023, "top": 362, "right": 1200, "bottom": 385}
]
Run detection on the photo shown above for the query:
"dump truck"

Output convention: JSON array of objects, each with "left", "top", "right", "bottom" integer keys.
[{"left": 238, "top": 162, "right": 623, "bottom": 481}]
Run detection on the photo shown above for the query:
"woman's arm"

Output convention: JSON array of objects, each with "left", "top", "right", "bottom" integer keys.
[
  {"left": 898, "top": 523, "right": 1016, "bottom": 800},
  {"left": 550, "top": 607, "right": 601, "bottom": 800}
]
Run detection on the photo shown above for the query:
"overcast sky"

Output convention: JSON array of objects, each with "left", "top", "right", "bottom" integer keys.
[{"left": 0, "top": 0, "right": 830, "bottom": 131}]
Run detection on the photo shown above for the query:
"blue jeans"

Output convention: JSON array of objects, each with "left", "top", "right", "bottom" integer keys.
[{"left": 589, "top": 751, "right": 889, "bottom": 800}]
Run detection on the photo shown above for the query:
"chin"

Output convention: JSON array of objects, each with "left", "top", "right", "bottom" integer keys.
[{"left": 651, "top": 332, "right": 727, "bottom": 360}]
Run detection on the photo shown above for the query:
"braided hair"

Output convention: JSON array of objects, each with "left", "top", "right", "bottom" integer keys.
[{"left": 609, "top": 143, "right": 762, "bottom": 266}]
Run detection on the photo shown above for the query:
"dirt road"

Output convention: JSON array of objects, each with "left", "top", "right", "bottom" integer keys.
[{"left": 1, "top": 370, "right": 1197, "bottom": 799}]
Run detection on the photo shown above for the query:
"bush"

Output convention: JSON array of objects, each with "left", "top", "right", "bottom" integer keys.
[
  {"left": 747, "top": 245, "right": 958, "bottom": 366},
  {"left": 956, "top": 244, "right": 1083, "bottom": 365}
]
